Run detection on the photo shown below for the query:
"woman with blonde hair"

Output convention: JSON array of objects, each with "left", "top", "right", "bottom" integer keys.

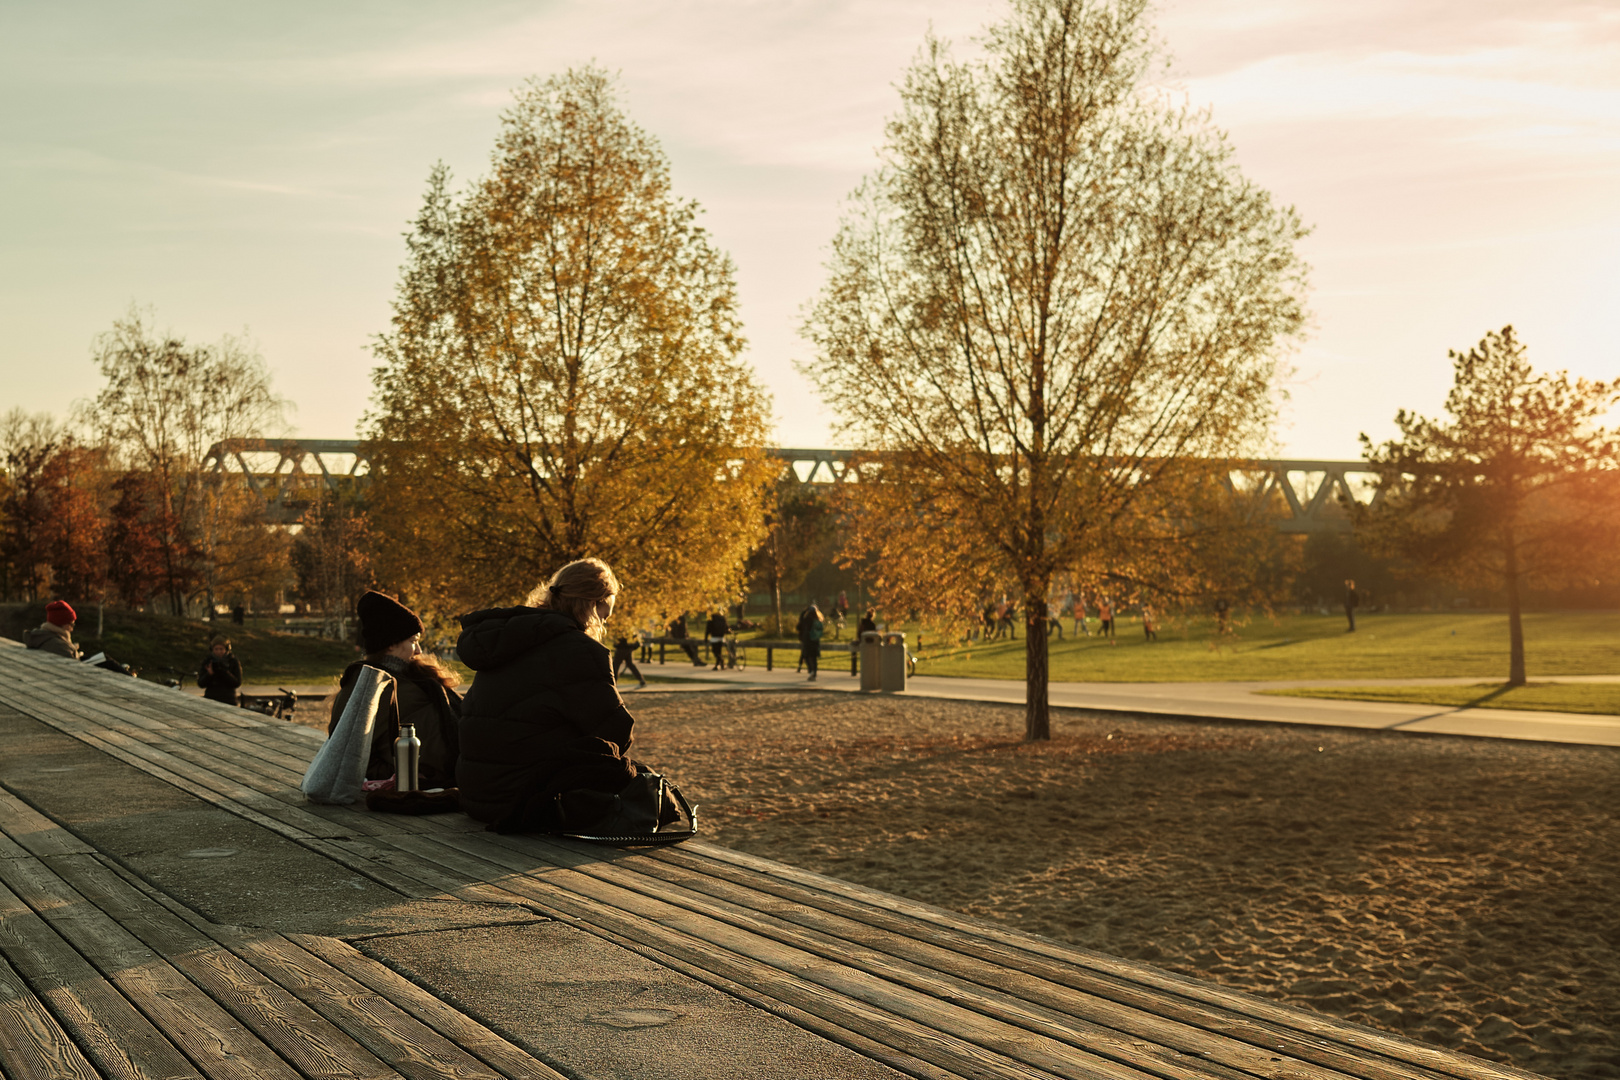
[{"left": 455, "top": 558, "right": 655, "bottom": 833}]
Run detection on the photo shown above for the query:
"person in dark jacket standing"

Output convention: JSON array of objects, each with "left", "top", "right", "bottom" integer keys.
[
  {"left": 704, "top": 609, "right": 730, "bottom": 670},
  {"left": 327, "top": 591, "right": 462, "bottom": 789},
  {"left": 797, "top": 603, "right": 824, "bottom": 681},
  {"left": 196, "top": 635, "right": 243, "bottom": 705},
  {"left": 1344, "top": 579, "right": 1360, "bottom": 632},
  {"left": 456, "top": 558, "right": 643, "bottom": 833}
]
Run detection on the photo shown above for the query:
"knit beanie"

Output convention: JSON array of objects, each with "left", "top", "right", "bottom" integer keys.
[
  {"left": 45, "top": 601, "right": 76, "bottom": 627},
  {"left": 357, "top": 591, "right": 423, "bottom": 653}
]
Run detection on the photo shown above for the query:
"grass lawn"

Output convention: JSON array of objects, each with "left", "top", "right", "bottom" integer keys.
[
  {"left": 901, "top": 610, "right": 1620, "bottom": 683},
  {"left": 1257, "top": 681, "right": 1620, "bottom": 716},
  {"left": 1, "top": 603, "right": 359, "bottom": 686}
]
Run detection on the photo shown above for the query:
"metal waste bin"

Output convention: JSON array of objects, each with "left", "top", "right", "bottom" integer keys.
[
  {"left": 880, "top": 632, "right": 907, "bottom": 692},
  {"left": 859, "top": 631, "right": 882, "bottom": 691}
]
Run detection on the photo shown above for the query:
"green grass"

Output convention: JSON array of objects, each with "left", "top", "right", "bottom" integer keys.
[
  {"left": 1257, "top": 681, "right": 1620, "bottom": 716},
  {"left": 902, "top": 611, "right": 1620, "bottom": 683},
  {"left": 2, "top": 603, "right": 359, "bottom": 686}
]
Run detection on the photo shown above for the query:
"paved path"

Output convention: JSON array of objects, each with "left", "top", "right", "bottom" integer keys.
[{"left": 625, "top": 661, "right": 1620, "bottom": 748}]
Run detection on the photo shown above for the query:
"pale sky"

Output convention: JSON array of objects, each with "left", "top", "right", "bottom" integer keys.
[{"left": 2, "top": 0, "right": 1616, "bottom": 459}]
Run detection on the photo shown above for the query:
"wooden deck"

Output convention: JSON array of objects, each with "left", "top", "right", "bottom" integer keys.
[{"left": 0, "top": 641, "right": 1546, "bottom": 1080}]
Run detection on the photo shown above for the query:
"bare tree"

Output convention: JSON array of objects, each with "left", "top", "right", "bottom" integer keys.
[
  {"left": 803, "top": 0, "right": 1309, "bottom": 739},
  {"left": 83, "top": 308, "right": 287, "bottom": 614}
]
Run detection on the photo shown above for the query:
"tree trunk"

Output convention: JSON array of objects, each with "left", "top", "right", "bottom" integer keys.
[
  {"left": 1505, "top": 528, "right": 1526, "bottom": 686},
  {"left": 1024, "top": 590, "right": 1051, "bottom": 741}
]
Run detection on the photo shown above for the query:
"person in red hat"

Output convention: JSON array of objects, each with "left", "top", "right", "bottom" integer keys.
[{"left": 24, "top": 601, "right": 82, "bottom": 659}]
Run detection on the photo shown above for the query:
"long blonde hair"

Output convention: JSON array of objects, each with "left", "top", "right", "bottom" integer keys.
[{"left": 528, "top": 558, "right": 620, "bottom": 642}]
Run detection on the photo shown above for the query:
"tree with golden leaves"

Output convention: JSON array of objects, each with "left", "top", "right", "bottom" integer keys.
[
  {"left": 1357, "top": 327, "right": 1620, "bottom": 686},
  {"left": 367, "top": 69, "right": 774, "bottom": 625},
  {"left": 803, "top": 0, "right": 1309, "bottom": 739}
]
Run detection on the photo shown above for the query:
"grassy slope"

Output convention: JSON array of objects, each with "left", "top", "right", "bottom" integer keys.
[
  {"left": 1, "top": 604, "right": 359, "bottom": 685},
  {"left": 906, "top": 611, "right": 1620, "bottom": 682},
  {"left": 1258, "top": 681, "right": 1620, "bottom": 716}
]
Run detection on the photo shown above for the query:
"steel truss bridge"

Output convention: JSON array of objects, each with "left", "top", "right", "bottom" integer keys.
[{"left": 204, "top": 439, "right": 1379, "bottom": 534}]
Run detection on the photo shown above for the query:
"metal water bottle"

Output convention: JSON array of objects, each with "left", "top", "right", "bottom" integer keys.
[{"left": 394, "top": 724, "right": 421, "bottom": 792}]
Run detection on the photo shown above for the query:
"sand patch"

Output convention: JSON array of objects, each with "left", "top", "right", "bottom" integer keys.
[{"left": 630, "top": 691, "right": 1620, "bottom": 1079}]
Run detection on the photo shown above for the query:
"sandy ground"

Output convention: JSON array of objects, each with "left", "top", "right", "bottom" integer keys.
[{"left": 622, "top": 689, "right": 1620, "bottom": 1079}]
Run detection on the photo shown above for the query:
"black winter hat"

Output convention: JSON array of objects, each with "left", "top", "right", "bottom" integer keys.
[{"left": 357, "top": 591, "right": 424, "bottom": 653}]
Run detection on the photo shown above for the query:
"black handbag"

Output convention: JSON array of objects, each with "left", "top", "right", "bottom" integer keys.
[{"left": 558, "top": 770, "right": 698, "bottom": 845}]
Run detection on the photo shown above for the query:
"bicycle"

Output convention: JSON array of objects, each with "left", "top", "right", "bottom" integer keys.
[
  {"left": 723, "top": 633, "right": 748, "bottom": 671},
  {"left": 239, "top": 687, "right": 300, "bottom": 721}
]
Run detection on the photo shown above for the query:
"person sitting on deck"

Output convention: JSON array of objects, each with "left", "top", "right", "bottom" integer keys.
[
  {"left": 196, "top": 635, "right": 243, "bottom": 705},
  {"left": 24, "top": 601, "right": 81, "bottom": 659},
  {"left": 328, "top": 591, "right": 462, "bottom": 790},
  {"left": 455, "top": 558, "right": 671, "bottom": 834}
]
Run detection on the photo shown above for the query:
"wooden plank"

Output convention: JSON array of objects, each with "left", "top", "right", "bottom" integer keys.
[
  {"left": 391, "top": 832, "right": 1093, "bottom": 1080},
  {"left": 0, "top": 682, "right": 356, "bottom": 842},
  {"left": 528, "top": 841, "right": 1352, "bottom": 1080},
  {"left": 51, "top": 853, "right": 402, "bottom": 1080},
  {"left": 292, "top": 935, "right": 573, "bottom": 1080},
  {"left": 0, "top": 952, "right": 104, "bottom": 1080},
  {"left": 678, "top": 843, "right": 1540, "bottom": 1080},
  {"left": 0, "top": 856, "right": 304, "bottom": 1080},
  {"left": 95, "top": 854, "right": 557, "bottom": 1080},
  {"left": 639, "top": 845, "right": 1454, "bottom": 1080},
  {"left": 219, "top": 930, "right": 516, "bottom": 1080},
  {"left": 0, "top": 876, "right": 203, "bottom": 1080},
  {"left": 477, "top": 836, "right": 1295, "bottom": 1080},
  {"left": 0, "top": 791, "right": 95, "bottom": 859}
]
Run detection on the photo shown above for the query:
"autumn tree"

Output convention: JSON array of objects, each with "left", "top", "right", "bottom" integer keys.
[
  {"left": 367, "top": 69, "right": 775, "bottom": 624},
  {"left": 1356, "top": 326, "right": 1620, "bottom": 685},
  {"left": 83, "top": 308, "right": 287, "bottom": 615},
  {"left": 0, "top": 411, "right": 112, "bottom": 606},
  {"left": 803, "top": 0, "right": 1309, "bottom": 739}
]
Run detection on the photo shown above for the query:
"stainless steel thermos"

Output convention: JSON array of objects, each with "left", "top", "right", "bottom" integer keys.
[{"left": 394, "top": 724, "right": 421, "bottom": 792}]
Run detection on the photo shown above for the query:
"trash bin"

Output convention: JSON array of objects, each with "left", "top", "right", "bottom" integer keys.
[
  {"left": 859, "top": 631, "right": 882, "bottom": 691},
  {"left": 880, "top": 632, "right": 907, "bottom": 693}
]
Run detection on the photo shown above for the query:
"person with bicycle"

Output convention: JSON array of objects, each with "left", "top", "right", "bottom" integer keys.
[{"left": 197, "top": 634, "right": 243, "bottom": 706}]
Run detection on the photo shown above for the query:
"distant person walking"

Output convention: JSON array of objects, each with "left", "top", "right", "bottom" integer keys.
[
  {"left": 705, "top": 610, "right": 730, "bottom": 670},
  {"left": 1073, "top": 594, "right": 1090, "bottom": 637},
  {"left": 797, "top": 603, "right": 825, "bottom": 681},
  {"left": 1098, "top": 598, "right": 1114, "bottom": 640},
  {"left": 612, "top": 635, "right": 647, "bottom": 688},
  {"left": 24, "top": 601, "right": 81, "bottom": 659},
  {"left": 197, "top": 635, "right": 243, "bottom": 705},
  {"left": 1344, "top": 579, "right": 1360, "bottom": 633},
  {"left": 1141, "top": 605, "right": 1158, "bottom": 643}
]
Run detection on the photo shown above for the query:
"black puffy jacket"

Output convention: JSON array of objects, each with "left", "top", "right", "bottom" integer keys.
[{"left": 455, "top": 605, "right": 636, "bottom": 830}]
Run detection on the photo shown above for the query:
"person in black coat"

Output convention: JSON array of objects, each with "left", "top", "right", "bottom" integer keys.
[
  {"left": 704, "top": 609, "right": 730, "bottom": 670},
  {"left": 327, "top": 590, "right": 462, "bottom": 789},
  {"left": 197, "top": 635, "right": 243, "bottom": 705},
  {"left": 456, "top": 558, "right": 642, "bottom": 833}
]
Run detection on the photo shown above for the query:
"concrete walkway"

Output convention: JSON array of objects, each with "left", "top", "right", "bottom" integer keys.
[{"left": 623, "top": 661, "right": 1620, "bottom": 748}]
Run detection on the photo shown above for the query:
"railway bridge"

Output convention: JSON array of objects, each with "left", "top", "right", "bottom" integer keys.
[{"left": 203, "top": 439, "right": 1379, "bottom": 534}]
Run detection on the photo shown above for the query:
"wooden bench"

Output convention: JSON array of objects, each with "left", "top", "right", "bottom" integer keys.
[{"left": 0, "top": 641, "right": 1545, "bottom": 1080}]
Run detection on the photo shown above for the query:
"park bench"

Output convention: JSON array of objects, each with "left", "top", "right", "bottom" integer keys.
[
  {"left": 646, "top": 635, "right": 864, "bottom": 673},
  {"left": 0, "top": 639, "right": 1545, "bottom": 1080}
]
